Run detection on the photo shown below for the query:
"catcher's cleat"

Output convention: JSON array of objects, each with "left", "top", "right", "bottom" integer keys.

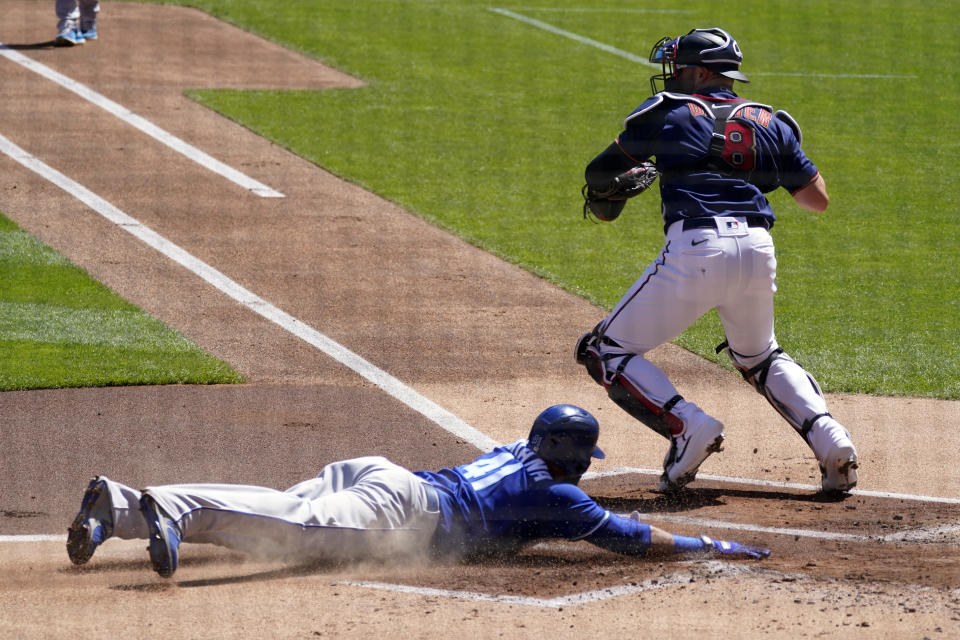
[
  {"left": 67, "top": 476, "right": 114, "bottom": 565},
  {"left": 141, "top": 494, "right": 181, "bottom": 578},
  {"left": 820, "top": 445, "right": 859, "bottom": 494},
  {"left": 659, "top": 416, "right": 725, "bottom": 491}
]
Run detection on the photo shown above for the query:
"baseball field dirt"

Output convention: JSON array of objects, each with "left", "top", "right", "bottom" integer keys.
[{"left": 1, "top": 3, "right": 958, "bottom": 637}]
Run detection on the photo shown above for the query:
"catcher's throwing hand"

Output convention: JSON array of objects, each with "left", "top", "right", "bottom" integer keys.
[{"left": 582, "top": 162, "right": 658, "bottom": 222}]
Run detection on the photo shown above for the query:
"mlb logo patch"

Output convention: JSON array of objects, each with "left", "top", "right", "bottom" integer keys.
[{"left": 716, "top": 217, "right": 749, "bottom": 236}]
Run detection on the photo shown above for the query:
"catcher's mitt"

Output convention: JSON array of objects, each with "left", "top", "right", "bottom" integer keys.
[{"left": 582, "top": 162, "right": 658, "bottom": 222}]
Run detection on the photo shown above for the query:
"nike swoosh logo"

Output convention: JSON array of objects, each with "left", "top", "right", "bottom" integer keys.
[
  {"left": 673, "top": 437, "right": 692, "bottom": 462},
  {"left": 691, "top": 239, "right": 709, "bottom": 246}
]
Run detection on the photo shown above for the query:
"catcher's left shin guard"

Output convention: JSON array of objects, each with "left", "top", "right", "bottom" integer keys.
[
  {"left": 576, "top": 331, "right": 682, "bottom": 440},
  {"left": 575, "top": 330, "right": 607, "bottom": 386},
  {"left": 608, "top": 373, "right": 683, "bottom": 440}
]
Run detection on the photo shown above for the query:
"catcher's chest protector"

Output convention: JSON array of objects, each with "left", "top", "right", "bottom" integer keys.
[
  {"left": 702, "top": 101, "right": 773, "bottom": 175},
  {"left": 625, "top": 93, "right": 792, "bottom": 178}
]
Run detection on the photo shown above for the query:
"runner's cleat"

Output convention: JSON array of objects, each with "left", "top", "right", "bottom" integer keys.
[
  {"left": 66, "top": 476, "right": 113, "bottom": 565},
  {"left": 141, "top": 494, "right": 182, "bottom": 578}
]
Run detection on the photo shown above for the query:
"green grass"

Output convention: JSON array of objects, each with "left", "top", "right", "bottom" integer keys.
[
  {"left": 150, "top": 0, "right": 958, "bottom": 398},
  {"left": 2, "top": 0, "right": 940, "bottom": 398},
  {"left": 0, "top": 214, "right": 243, "bottom": 390}
]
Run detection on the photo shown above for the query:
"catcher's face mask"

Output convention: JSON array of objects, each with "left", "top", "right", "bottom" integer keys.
[{"left": 649, "top": 36, "right": 681, "bottom": 94}]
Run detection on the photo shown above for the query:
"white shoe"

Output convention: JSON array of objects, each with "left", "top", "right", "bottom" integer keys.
[
  {"left": 820, "top": 444, "right": 859, "bottom": 493},
  {"left": 659, "top": 416, "right": 725, "bottom": 491},
  {"left": 807, "top": 417, "right": 859, "bottom": 493}
]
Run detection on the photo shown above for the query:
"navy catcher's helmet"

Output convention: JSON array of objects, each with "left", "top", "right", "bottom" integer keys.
[
  {"left": 528, "top": 405, "right": 605, "bottom": 483},
  {"left": 649, "top": 27, "right": 750, "bottom": 94}
]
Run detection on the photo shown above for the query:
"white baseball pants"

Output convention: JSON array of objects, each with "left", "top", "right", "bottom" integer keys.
[
  {"left": 597, "top": 216, "right": 855, "bottom": 476},
  {"left": 605, "top": 217, "right": 778, "bottom": 353},
  {"left": 100, "top": 456, "right": 440, "bottom": 562},
  {"left": 599, "top": 217, "right": 778, "bottom": 423}
]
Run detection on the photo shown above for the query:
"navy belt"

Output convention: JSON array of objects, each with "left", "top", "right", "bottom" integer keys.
[{"left": 682, "top": 216, "right": 770, "bottom": 231}]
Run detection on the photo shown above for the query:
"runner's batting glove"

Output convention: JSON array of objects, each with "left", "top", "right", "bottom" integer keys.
[{"left": 700, "top": 534, "right": 770, "bottom": 559}]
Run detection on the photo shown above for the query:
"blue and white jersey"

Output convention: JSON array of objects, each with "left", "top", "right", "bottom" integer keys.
[
  {"left": 414, "top": 441, "right": 651, "bottom": 558},
  {"left": 615, "top": 87, "right": 819, "bottom": 229}
]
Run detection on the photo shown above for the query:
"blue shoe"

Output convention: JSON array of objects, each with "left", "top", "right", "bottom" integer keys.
[
  {"left": 79, "top": 24, "right": 98, "bottom": 41},
  {"left": 55, "top": 28, "right": 85, "bottom": 47},
  {"left": 66, "top": 477, "right": 113, "bottom": 565},
  {"left": 140, "top": 494, "right": 181, "bottom": 578}
]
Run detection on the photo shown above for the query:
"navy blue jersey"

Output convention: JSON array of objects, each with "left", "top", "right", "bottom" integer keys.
[
  {"left": 615, "top": 87, "right": 819, "bottom": 228},
  {"left": 415, "top": 441, "right": 651, "bottom": 558}
]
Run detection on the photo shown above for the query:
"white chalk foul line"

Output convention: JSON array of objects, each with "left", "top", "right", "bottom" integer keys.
[
  {"left": 338, "top": 568, "right": 717, "bottom": 608},
  {"left": 0, "top": 534, "right": 64, "bottom": 543},
  {"left": 0, "top": 132, "right": 499, "bottom": 456},
  {"left": 0, "top": 43, "right": 284, "bottom": 198},
  {"left": 583, "top": 466, "right": 960, "bottom": 505},
  {"left": 488, "top": 8, "right": 658, "bottom": 68},
  {"left": 338, "top": 561, "right": 768, "bottom": 608},
  {"left": 487, "top": 10, "right": 916, "bottom": 80},
  {"left": 505, "top": 7, "right": 693, "bottom": 13}
]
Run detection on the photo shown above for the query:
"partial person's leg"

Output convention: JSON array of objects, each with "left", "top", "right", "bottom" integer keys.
[
  {"left": 54, "top": 0, "right": 82, "bottom": 44},
  {"left": 66, "top": 476, "right": 148, "bottom": 565},
  {"left": 143, "top": 457, "right": 439, "bottom": 561},
  {"left": 576, "top": 234, "right": 726, "bottom": 489},
  {"left": 717, "top": 230, "right": 858, "bottom": 492},
  {"left": 78, "top": 0, "right": 98, "bottom": 39}
]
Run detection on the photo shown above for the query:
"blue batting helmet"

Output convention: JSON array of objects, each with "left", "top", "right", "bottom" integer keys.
[{"left": 528, "top": 405, "right": 605, "bottom": 483}]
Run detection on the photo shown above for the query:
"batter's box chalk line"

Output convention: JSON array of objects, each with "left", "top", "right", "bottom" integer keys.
[{"left": 336, "top": 562, "right": 768, "bottom": 609}]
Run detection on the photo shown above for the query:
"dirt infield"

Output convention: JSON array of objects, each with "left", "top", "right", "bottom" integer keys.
[{"left": 1, "top": 3, "right": 958, "bottom": 637}]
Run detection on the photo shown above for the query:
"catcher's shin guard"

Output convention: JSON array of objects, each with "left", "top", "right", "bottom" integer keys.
[
  {"left": 717, "top": 340, "right": 825, "bottom": 437},
  {"left": 717, "top": 340, "right": 859, "bottom": 491},
  {"left": 575, "top": 329, "right": 607, "bottom": 386},
  {"left": 576, "top": 331, "right": 682, "bottom": 440},
  {"left": 608, "top": 375, "right": 683, "bottom": 440}
]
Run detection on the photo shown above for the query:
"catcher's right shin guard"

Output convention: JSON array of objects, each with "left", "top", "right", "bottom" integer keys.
[
  {"left": 576, "top": 331, "right": 682, "bottom": 440},
  {"left": 717, "top": 340, "right": 826, "bottom": 438},
  {"left": 718, "top": 340, "right": 859, "bottom": 491}
]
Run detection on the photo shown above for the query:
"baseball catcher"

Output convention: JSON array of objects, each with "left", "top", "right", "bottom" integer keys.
[{"left": 575, "top": 27, "right": 859, "bottom": 496}]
